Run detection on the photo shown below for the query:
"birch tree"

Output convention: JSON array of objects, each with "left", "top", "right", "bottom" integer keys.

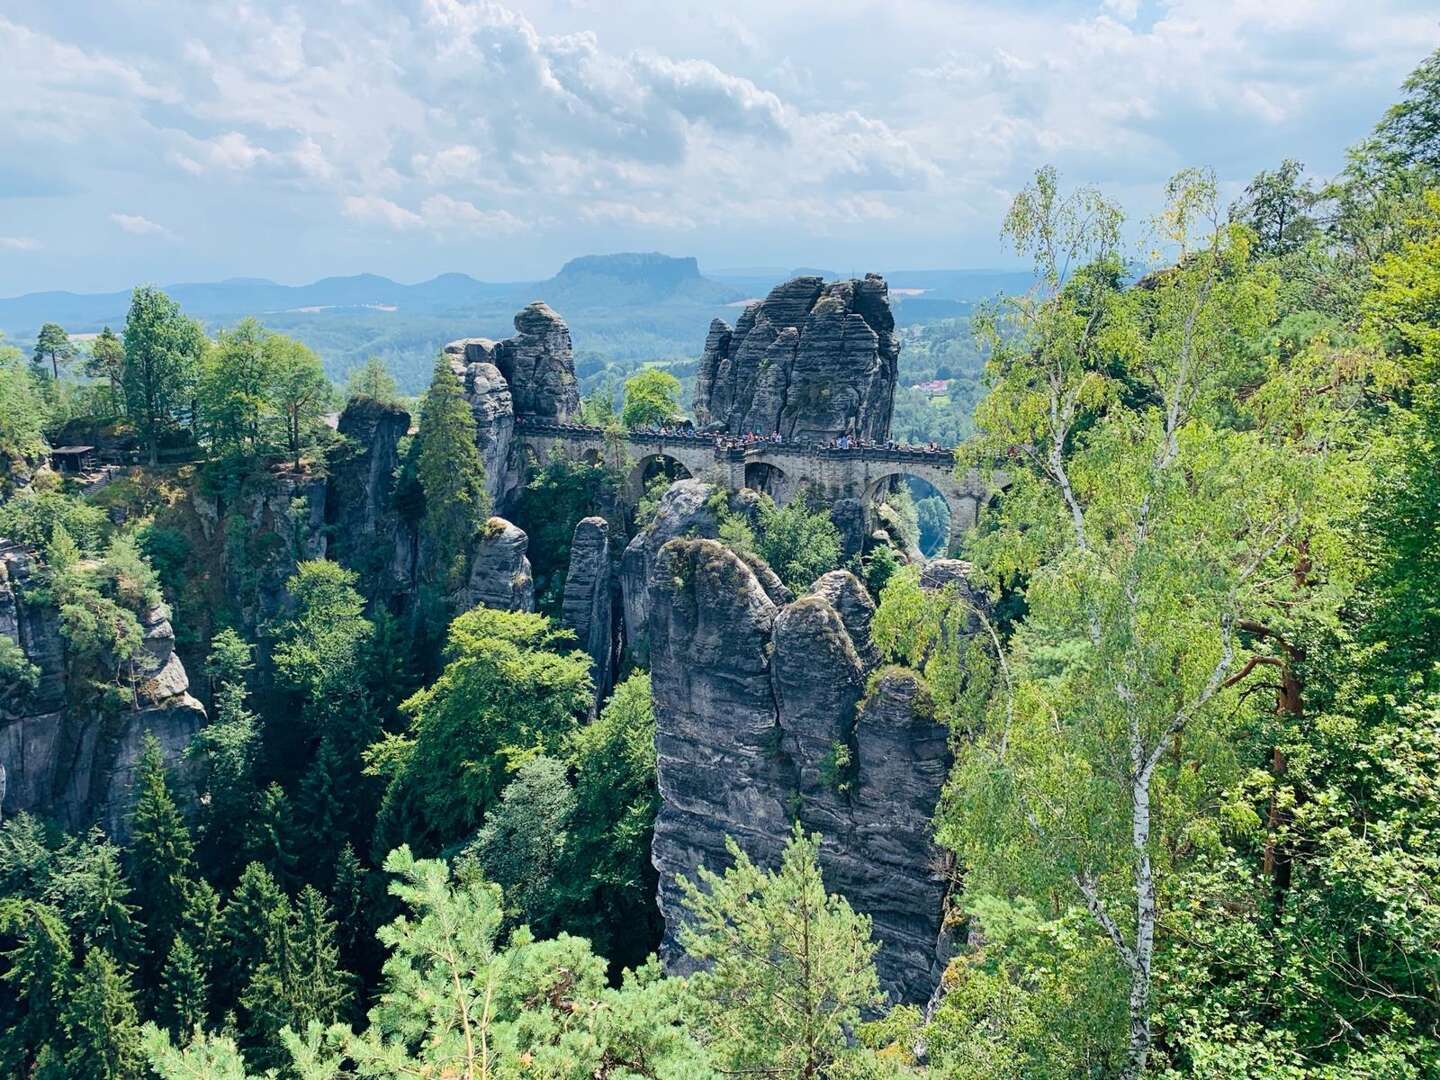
[{"left": 941, "top": 168, "right": 1365, "bottom": 1077}]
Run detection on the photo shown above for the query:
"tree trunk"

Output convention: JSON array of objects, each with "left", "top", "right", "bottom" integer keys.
[{"left": 1125, "top": 759, "right": 1157, "bottom": 1080}]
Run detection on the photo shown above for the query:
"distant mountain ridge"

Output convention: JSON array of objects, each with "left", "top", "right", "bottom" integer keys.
[{"left": 0, "top": 254, "right": 1034, "bottom": 393}]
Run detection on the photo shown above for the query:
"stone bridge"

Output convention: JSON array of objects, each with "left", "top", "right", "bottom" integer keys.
[{"left": 513, "top": 419, "right": 1002, "bottom": 552}]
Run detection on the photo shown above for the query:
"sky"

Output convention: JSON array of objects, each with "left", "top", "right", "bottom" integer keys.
[{"left": 1, "top": 0, "right": 1437, "bottom": 296}]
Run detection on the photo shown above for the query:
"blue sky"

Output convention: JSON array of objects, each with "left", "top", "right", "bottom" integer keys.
[{"left": 1, "top": 0, "right": 1436, "bottom": 296}]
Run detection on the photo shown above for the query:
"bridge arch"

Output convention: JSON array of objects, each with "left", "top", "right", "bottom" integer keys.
[
  {"left": 743, "top": 461, "right": 792, "bottom": 501},
  {"left": 863, "top": 467, "right": 980, "bottom": 558},
  {"left": 627, "top": 452, "right": 693, "bottom": 501}
]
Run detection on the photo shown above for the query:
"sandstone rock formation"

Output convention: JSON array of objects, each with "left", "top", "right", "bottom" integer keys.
[
  {"left": 561, "top": 516, "right": 614, "bottom": 708},
  {"left": 327, "top": 398, "right": 413, "bottom": 590},
  {"left": 0, "top": 545, "right": 204, "bottom": 840},
  {"left": 619, "top": 480, "right": 723, "bottom": 664},
  {"left": 693, "top": 274, "right": 898, "bottom": 443},
  {"left": 442, "top": 344, "right": 515, "bottom": 506},
  {"left": 451, "top": 518, "right": 535, "bottom": 613},
  {"left": 447, "top": 303, "right": 580, "bottom": 425},
  {"left": 646, "top": 533, "right": 967, "bottom": 1003}
]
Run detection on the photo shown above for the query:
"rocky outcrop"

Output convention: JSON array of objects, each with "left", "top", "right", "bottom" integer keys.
[
  {"left": 693, "top": 274, "right": 898, "bottom": 444},
  {"left": 0, "top": 545, "right": 204, "bottom": 840},
  {"left": 620, "top": 480, "right": 723, "bottom": 664},
  {"left": 192, "top": 470, "right": 328, "bottom": 631},
  {"left": 812, "top": 569, "right": 879, "bottom": 671},
  {"left": 491, "top": 302, "right": 580, "bottom": 422},
  {"left": 442, "top": 344, "right": 516, "bottom": 507},
  {"left": 561, "top": 517, "right": 614, "bottom": 708},
  {"left": 327, "top": 398, "right": 413, "bottom": 591},
  {"left": 648, "top": 538, "right": 966, "bottom": 1004},
  {"left": 451, "top": 518, "right": 535, "bottom": 613},
  {"left": 649, "top": 538, "right": 796, "bottom": 957}
]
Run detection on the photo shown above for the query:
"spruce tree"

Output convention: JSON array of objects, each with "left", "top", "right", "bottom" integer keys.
[
  {"left": 0, "top": 901, "right": 73, "bottom": 1075},
  {"left": 242, "top": 885, "right": 350, "bottom": 1065},
  {"left": 416, "top": 354, "right": 488, "bottom": 590},
  {"left": 249, "top": 783, "right": 300, "bottom": 891},
  {"left": 297, "top": 736, "right": 348, "bottom": 887},
  {"left": 217, "top": 863, "right": 288, "bottom": 1018},
  {"left": 127, "top": 735, "right": 195, "bottom": 991},
  {"left": 62, "top": 947, "right": 143, "bottom": 1079},
  {"left": 157, "top": 937, "right": 208, "bottom": 1037}
]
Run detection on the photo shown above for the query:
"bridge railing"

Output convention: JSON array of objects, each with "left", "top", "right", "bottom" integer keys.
[{"left": 512, "top": 418, "right": 958, "bottom": 466}]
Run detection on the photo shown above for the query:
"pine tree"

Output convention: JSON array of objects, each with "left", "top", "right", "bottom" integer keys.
[
  {"left": 86, "top": 325, "right": 126, "bottom": 409},
  {"left": 242, "top": 885, "right": 351, "bottom": 1065},
  {"left": 157, "top": 937, "right": 208, "bottom": 1037},
  {"left": 330, "top": 840, "right": 372, "bottom": 979},
  {"left": 679, "top": 824, "right": 885, "bottom": 1077},
  {"left": 175, "top": 879, "right": 222, "bottom": 994},
  {"left": 127, "top": 735, "right": 195, "bottom": 991},
  {"left": 62, "top": 947, "right": 143, "bottom": 1079},
  {"left": 190, "top": 678, "right": 259, "bottom": 884},
  {"left": 33, "top": 323, "right": 74, "bottom": 380},
  {"left": 416, "top": 354, "right": 489, "bottom": 590}
]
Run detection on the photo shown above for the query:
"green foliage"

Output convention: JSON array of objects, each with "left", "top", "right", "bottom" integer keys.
[
  {"left": 562, "top": 671, "right": 662, "bottom": 968},
  {"left": 416, "top": 354, "right": 489, "bottom": 590},
  {"left": 679, "top": 824, "right": 885, "bottom": 1077},
  {"left": 272, "top": 559, "right": 373, "bottom": 735},
  {"left": 239, "top": 885, "right": 350, "bottom": 1068},
  {"left": 753, "top": 493, "right": 842, "bottom": 593},
  {"left": 199, "top": 318, "right": 333, "bottom": 467},
  {"left": 621, "top": 367, "right": 684, "bottom": 427},
  {"left": 86, "top": 326, "right": 126, "bottom": 408},
  {"left": 373, "top": 606, "right": 592, "bottom": 850},
  {"left": 339, "top": 845, "right": 710, "bottom": 1080},
  {"left": 122, "top": 285, "right": 206, "bottom": 465},
  {"left": 343, "top": 356, "right": 401, "bottom": 405},
  {"left": 33, "top": 323, "right": 75, "bottom": 380},
  {"left": 217, "top": 863, "right": 288, "bottom": 1021},
  {"left": 1375, "top": 45, "right": 1440, "bottom": 171},
  {"left": 460, "top": 754, "right": 575, "bottom": 933},
  {"left": 0, "top": 346, "right": 50, "bottom": 470},
  {"left": 0, "top": 899, "right": 74, "bottom": 1074},
  {"left": 128, "top": 735, "right": 196, "bottom": 984},
  {"left": 62, "top": 946, "right": 144, "bottom": 1079},
  {"left": 511, "top": 452, "right": 621, "bottom": 615},
  {"left": 0, "top": 476, "right": 108, "bottom": 550}
]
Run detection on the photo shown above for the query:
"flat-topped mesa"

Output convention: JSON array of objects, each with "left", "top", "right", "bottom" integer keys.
[{"left": 694, "top": 273, "right": 899, "bottom": 444}]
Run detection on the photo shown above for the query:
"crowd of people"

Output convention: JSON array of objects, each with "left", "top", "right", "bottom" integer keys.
[{"left": 552, "top": 418, "right": 951, "bottom": 456}]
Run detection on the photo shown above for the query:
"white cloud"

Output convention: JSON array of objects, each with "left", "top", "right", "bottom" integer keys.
[
  {"left": 109, "top": 213, "right": 174, "bottom": 238},
  {"left": 418, "top": 194, "right": 525, "bottom": 233},
  {"left": 0, "top": 0, "right": 1436, "bottom": 293},
  {"left": 0, "top": 237, "right": 36, "bottom": 251},
  {"left": 341, "top": 194, "right": 424, "bottom": 230}
]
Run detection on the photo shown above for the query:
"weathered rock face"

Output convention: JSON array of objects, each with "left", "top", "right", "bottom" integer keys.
[
  {"left": 328, "top": 398, "right": 413, "bottom": 590},
  {"left": 0, "top": 545, "right": 204, "bottom": 840},
  {"left": 492, "top": 302, "right": 580, "bottom": 422},
  {"left": 561, "top": 516, "right": 614, "bottom": 708},
  {"left": 647, "top": 539, "right": 965, "bottom": 1003},
  {"left": 693, "top": 274, "right": 898, "bottom": 443},
  {"left": 649, "top": 538, "right": 796, "bottom": 959},
  {"left": 441, "top": 345, "right": 516, "bottom": 507},
  {"left": 192, "top": 470, "right": 329, "bottom": 631},
  {"left": 619, "top": 480, "right": 723, "bottom": 664},
  {"left": 451, "top": 518, "right": 535, "bottom": 613}
]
